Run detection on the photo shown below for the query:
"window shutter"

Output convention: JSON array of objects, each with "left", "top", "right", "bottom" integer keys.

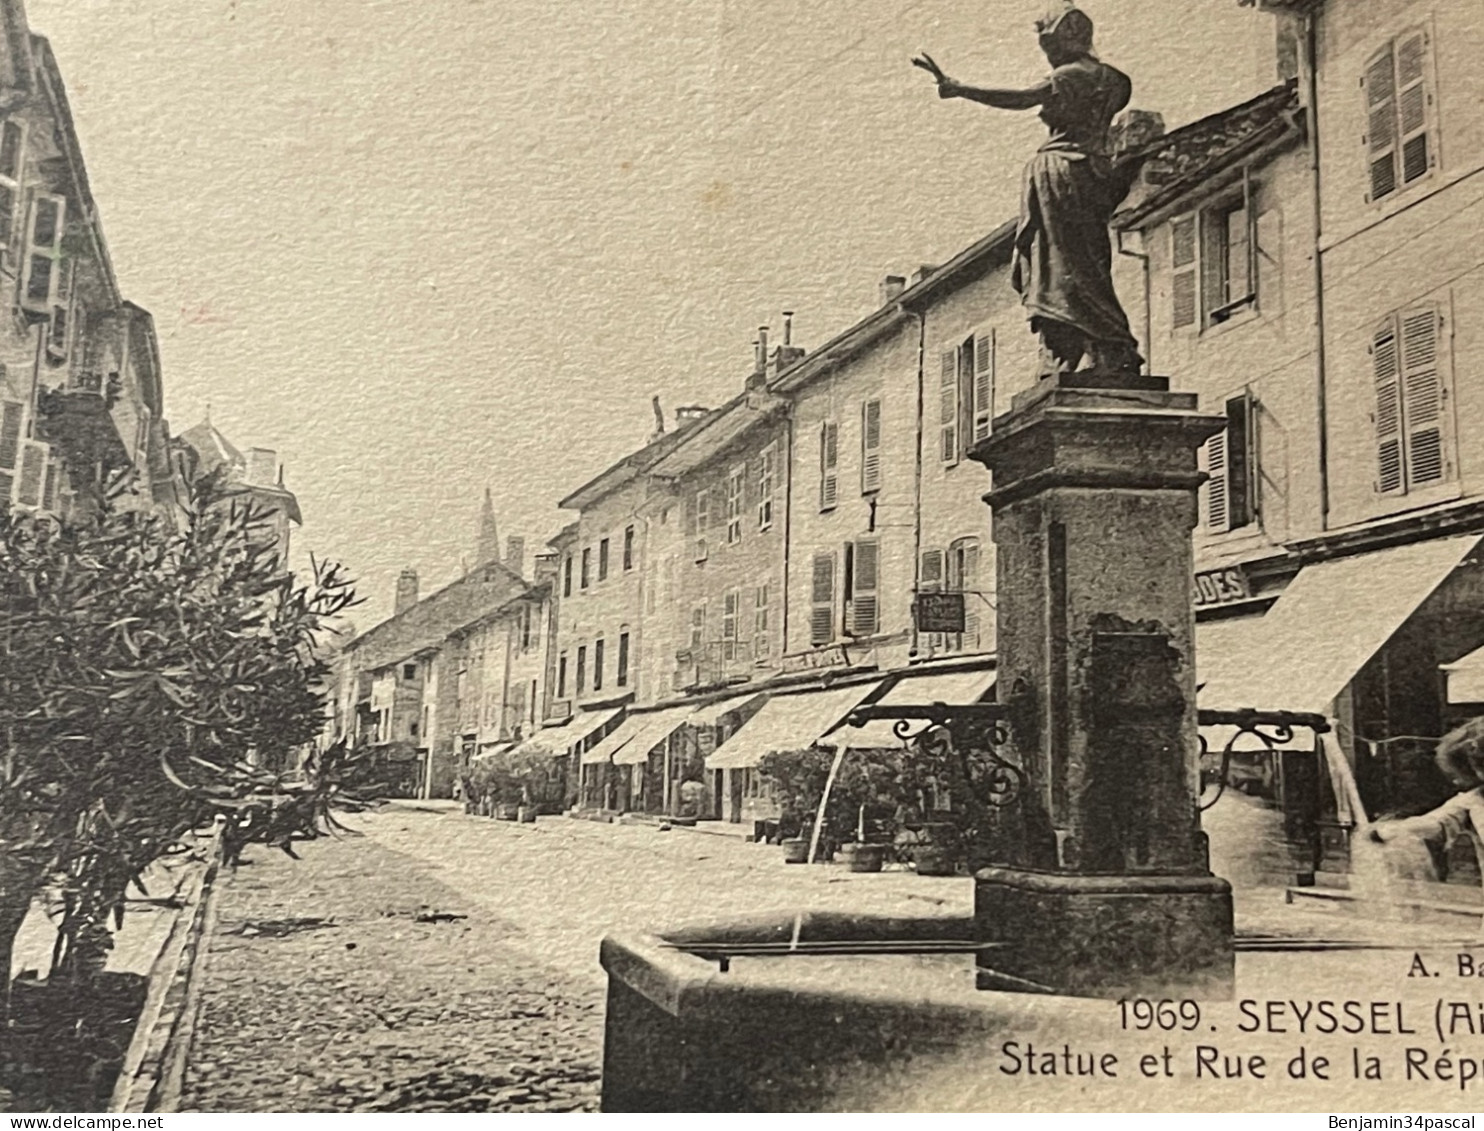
[
  {"left": 972, "top": 331, "right": 995, "bottom": 443},
  {"left": 16, "top": 440, "right": 45, "bottom": 508},
  {"left": 1201, "top": 429, "right": 1230, "bottom": 532},
  {"left": 1364, "top": 43, "right": 1399, "bottom": 201},
  {"left": 1400, "top": 306, "right": 1445, "bottom": 486},
  {"left": 850, "top": 540, "right": 880, "bottom": 637},
  {"left": 0, "top": 119, "right": 26, "bottom": 250},
  {"left": 722, "top": 590, "right": 740, "bottom": 661},
  {"left": 0, "top": 399, "right": 21, "bottom": 501},
  {"left": 1372, "top": 317, "right": 1404, "bottom": 494},
  {"left": 809, "top": 553, "right": 835, "bottom": 645},
  {"left": 1171, "top": 215, "right": 1198, "bottom": 329},
  {"left": 753, "top": 583, "right": 770, "bottom": 659},
  {"left": 757, "top": 444, "right": 775, "bottom": 528},
  {"left": 819, "top": 421, "right": 839, "bottom": 510},
  {"left": 1395, "top": 31, "right": 1431, "bottom": 187},
  {"left": 23, "top": 194, "right": 65, "bottom": 313},
  {"left": 41, "top": 456, "right": 58, "bottom": 512},
  {"left": 939, "top": 349, "right": 959, "bottom": 464},
  {"left": 958, "top": 541, "right": 982, "bottom": 650},
  {"left": 694, "top": 490, "right": 710, "bottom": 561},
  {"left": 860, "top": 399, "right": 882, "bottom": 493}
]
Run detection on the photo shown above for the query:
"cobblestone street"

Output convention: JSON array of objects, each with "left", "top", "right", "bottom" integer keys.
[{"left": 180, "top": 802, "right": 974, "bottom": 1112}]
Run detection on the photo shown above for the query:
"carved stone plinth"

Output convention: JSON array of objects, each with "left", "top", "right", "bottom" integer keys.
[{"left": 969, "top": 373, "right": 1234, "bottom": 999}]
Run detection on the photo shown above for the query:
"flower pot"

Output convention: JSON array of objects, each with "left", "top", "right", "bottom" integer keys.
[
  {"left": 781, "top": 838, "right": 810, "bottom": 864},
  {"left": 913, "top": 845, "right": 957, "bottom": 876},
  {"left": 495, "top": 802, "right": 519, "bottom": 821},
  {"left": 517, "top": 804, "right": 537, "bottom": 824},
  {"left": 840, "top": 842, "right": 886, "bottom": 873}
]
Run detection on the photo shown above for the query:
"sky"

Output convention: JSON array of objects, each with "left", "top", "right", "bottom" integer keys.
[{"left": 27, "top": 0, "right": 1277, "bottom": 628}]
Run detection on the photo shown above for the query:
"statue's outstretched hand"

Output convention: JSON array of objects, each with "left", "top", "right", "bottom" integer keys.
[{"left": 911, "top": 52, "right": 956, "bottom": 97}]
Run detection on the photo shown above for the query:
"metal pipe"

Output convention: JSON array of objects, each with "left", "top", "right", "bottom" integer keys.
[
  {"left": 1302, "top": 8, "right": 1331, "bottom": 530},
  {"left": 910, "top": 309, "right": 926, "bottom": 654},
  {"left": 1115, "top": 230, "right": 1153, "bottom": 375}
]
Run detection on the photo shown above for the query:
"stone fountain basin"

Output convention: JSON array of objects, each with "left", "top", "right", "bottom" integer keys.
[{"left": 598, "top": 909, "right": 1111, "bottom": 1113}]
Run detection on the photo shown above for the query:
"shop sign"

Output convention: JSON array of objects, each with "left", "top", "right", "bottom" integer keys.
[
  {"left": 915, "top": 592, "right": 966, "bottom": 634},
  {"left": 779, "top": 642, "right": 877, "bottom": 676},
  {"left": 1193, "top": 565, "right": 1252, "bottom": 608}
]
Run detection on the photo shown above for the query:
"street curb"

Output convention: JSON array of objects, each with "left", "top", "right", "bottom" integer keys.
[{"left": 108, "top": 837, "right": 225, "bottom": 1114}]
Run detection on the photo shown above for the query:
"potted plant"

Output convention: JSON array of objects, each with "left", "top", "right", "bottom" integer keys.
[{"left": 839, "top": 806, "right": 888, "bottom": 872}]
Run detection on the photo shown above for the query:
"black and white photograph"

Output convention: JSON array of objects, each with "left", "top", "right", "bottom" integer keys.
[{"left": 1, "top": 0, "right": 1483, "bottom": 1117}]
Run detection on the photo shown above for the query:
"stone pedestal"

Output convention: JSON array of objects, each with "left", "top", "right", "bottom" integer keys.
[{"left": 969, "top": 373, "right": 1235, "bottom": 999}]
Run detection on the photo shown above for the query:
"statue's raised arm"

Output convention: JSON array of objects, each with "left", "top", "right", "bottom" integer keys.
[{"left": 914, "top": 4, "right": 1143, "bottom": 381}]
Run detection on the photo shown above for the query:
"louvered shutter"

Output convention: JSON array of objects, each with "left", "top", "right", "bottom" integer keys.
[
  {"left": 722, "top": 590, "right": 739, "bottom": 661},
  {"left": 23, "top": 194, "right": 65, "bottom": 313},
  {"left": 972, "top": 331, "right": 995, "bottom": 443},
  {"left": 961, "top": 542, "right": 982, "bottom": 650},
  {"left": 919, "top": 548, "right": 945, "bottom": 649},
  {"left": 753, "top": 583, "right": 770, "bottom": 659},
  {"left": 0, "top": 399, "right": 21, "bottom": 502},
  {"left": 1395, "top": 31, "right": 1431, "bottom": 187},
  {"left": 1171, "top": 215, "right": 1198, "bottom": 329},
  {"left": 819, "top": 421, "right": 839, "bottom": 510},
  {"left": 1400, "top": 306, "right": 1445, "bottom": 486},
  {"left": 850, "top": 540, "right": 880, "bottom": 637},
  {"left": 41, "top": 456, "right": 58, "bottom": 512},
  {"left": 860, "top": 399, "right": 882, "bottom": 493},
  {"left": 810, "top": 553, "right": 835, "bottom": 645},
  {"left": 16, "top": 439, "right": 45, "bottom": 508},
  {"left": 939, "top": 348, "right": 958, "bottom": 464},
  {"left": 1364, "top": 44, "right": 1398, "bottom": 201},
  {"left": 1201, "top": 429, "right": 1230, "bottom": 532},
  {"left": 1372, "top": 317, "right": 1404, "bottom": 494},
  {"left": 694, "top": 490, "right": 709, "bottom": 561},
  {"left": 756, "top": 444, "right": 775, "bottom": 528}
]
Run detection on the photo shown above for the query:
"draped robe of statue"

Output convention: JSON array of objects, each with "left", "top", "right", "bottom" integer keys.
[{"left": 1011, "top": 56, "right": 1142, "bottom": 373}]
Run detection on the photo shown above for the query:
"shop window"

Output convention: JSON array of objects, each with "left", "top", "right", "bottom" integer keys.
[
  {"left": 1363, "top": 29, "right": 1434, "bottom": 204},
  {"left": 1372, "top": 305, "right": 1449, "bottom": 495},
  {"left": 1200, "top": 391, "right": 1258, "bottom": 533}
]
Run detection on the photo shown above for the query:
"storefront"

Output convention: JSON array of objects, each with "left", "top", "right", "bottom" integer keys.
[
  {"left": 1195, "top": 533, "right": 1484, "bottom": 889},
  {"left": 519, "top": 706, "right": 623, "bottom": 812}
]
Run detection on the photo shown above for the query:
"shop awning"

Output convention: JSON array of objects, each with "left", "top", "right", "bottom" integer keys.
[
  {"left": 685, "top": 692, "right": 768, "bottom": 729},
  {"left": 818, "top": 665, "right": 996, "bottom": 749},
  {"left": 470, "top": 741, "right": 513, "bottom": 764},
  {"left": 613, "top": 706, "right": 696, "bottom": 766},
  {"left": 1443, "top": 644, "right": 1484, "bottom": 704},
  {"left": 1197, "top": 534, "right": 1481, "bottom": 715},
  {"left": 521, "top": 706, "right": 623, "bottom": 763},
  {"left": 705, "top": 682, "right": 880, "bottom": 771}
]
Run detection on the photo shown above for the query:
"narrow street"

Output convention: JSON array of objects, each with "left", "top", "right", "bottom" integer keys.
[{"left": 180, "top": 803, "right": 974, "bottom": 1113}]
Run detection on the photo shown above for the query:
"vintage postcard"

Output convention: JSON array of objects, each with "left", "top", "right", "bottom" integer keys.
[{"left": 1, "top": 0, "right": 1483, "bottom": 1118}]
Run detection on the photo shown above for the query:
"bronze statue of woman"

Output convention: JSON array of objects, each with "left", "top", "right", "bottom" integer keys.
[{"left": 914, "top": 4, "right": 1143, "bottom": 379}]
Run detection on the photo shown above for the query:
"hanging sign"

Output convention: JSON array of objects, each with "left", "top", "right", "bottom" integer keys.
[{"left": 915, "top": 592, "right": 967, "bottom": 634}]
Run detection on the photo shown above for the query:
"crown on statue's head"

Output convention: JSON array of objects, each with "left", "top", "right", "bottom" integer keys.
[{"left": 1035, "top": 3, "right": 1095, "bottom": 50}]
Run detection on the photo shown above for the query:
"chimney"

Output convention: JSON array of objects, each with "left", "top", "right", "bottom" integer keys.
[
  {"left": 1111, "top": 109, "right": 1166, "bottom": 156},
  {"left": 753, "top": 325, "right": 770, "bottom": 375},
  {"left": 880, "top": 275, "right": 907, "bottom": 305},
  {"left": 532, "top": 552, "right": 560, "bottom": 586},
  {"left": 650, "top": 395, "right": 666, "bottom": 442},
  {"left": 909, "top": 264, "right": 938, "bottom": 287},
  {"left": 675, "top": 405, "right": 709, "bottom": 428},
  {"left": 505, "top": 536, "right": 526, "bottom": 578},
  {"left": 245, "top": 446, "right": 277, "bottom": 487},
  {"left": 1273, "top": 12, "right": 1302, "bottom": 82},
  {"left": 394, "top": 568, "right": 419, "bottom": 615}
]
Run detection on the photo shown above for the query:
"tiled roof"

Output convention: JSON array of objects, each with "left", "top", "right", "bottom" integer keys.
[{"left": 1115, "top": 81, "right": 1302, "bottom": 227}]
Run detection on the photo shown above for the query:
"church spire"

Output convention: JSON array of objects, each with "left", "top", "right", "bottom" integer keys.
[{"left": 476, "top": 488, "right": 501, "bottom": 566}]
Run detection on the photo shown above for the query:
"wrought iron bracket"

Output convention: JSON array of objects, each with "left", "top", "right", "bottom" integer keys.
[{"left": 844, "top": 703, "right": 1022, "bottom": 807}]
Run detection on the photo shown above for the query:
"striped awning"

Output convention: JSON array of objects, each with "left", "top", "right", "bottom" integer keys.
[
  {"left": 818, "top": 666, "right": 995, "bottom": 749},
  {"left": 705, "top": 682, "right": 880, "bottom": 771}
]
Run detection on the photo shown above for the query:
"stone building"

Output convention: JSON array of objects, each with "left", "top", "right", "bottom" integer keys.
[{"left": 174, "top": 419, "right": 302, "bottom": 561}]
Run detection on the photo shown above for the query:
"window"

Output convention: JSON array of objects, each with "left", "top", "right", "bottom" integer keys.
[
  {"left": 576, "top": 645, "right": 587, "bottom": 696},
  {"left": 844, "top": 540, "right": 880, "bottom": 638},
  {"left": 860, "top": 399, "right": 882, "bottom": 494},
  {"left": 690, "top": 602, "right": 707, "bottom": 651},
  {"left": 818, "top": 421, "right": 839, "bottom": 510},
  {"left": 947, "top": 537, "right": 982, "bottom": 651},
  {"left": 48, "top": 265, "right": 75, "bottom": 361},
  {"left": 721, "top": 589, "right": 740, "bottom": 661},
  {"left": 617, "top": 630, "right": 630, "bottom": 687},
  {"left": 580, "top": 547, "right": 592, "bottom": 589},
  {"left": 1200, "top": 391, "right": 1257, "bottom": 532},
  {"left": 757, "top": 443, "right": 777, "bottom": 529},
  {"left": 693, "top": 489, "right": 710, "bottom": 561},
  {"left": 529, "top": 679, "right": 538, "bottom": 726},
  {"left": 810, "top": 553, "right": 835, "bottom": 646},
  {"left": 558, "top": 652, "right": 569, "bottom": 699},
  {"left": 563, "top": 554, "right": 573, "bottom": 598},
  {"left": 14, "top": 440, "right": 46, "bottom": 509},
  {"left": 594, "top": 638, "right": 605, "bottom": 691},
  {"left": 1204, "top": 196, "right": 1255, "bottom": 324},
  {"left": 1364, "top": 29, "right": 1433, "bottom": 204},
  {"left": 506, "top": 681, "right": 526, "bottom": 738},
  {"left": 753, "top": 581, "right": 770, "bottom": 660},
  {"left": 520, "top": 603, "right": 533, "bottom": 651},
  {"left": 0, "top": 400, "right": 22, "bottom": 502},
  {"left": 623, "top": 525, "right": 635, "bottom": 571},
  {"left": 598, "top": 538, "right": 610, "bottom": 581},
  {"left": 402, "top": 663, "right": 417, "bottom": 682},
  {"left": 0, "top": 119, "right": 24, "bottom": 250},
  {"left": 1372, "top": 306, "right": 1448, "bottom": 495},
  {"left": 918, "top": 548, "right": 947, "bottom": 650},
  {"left": 939, "top": 333, "right": 993, "bottom": 462},
  {"left": 726, "top": 464, "right": 745, "bottom": 544},
  {"left": 22, "top": 194, "right": 65, "bottom": 316}
]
